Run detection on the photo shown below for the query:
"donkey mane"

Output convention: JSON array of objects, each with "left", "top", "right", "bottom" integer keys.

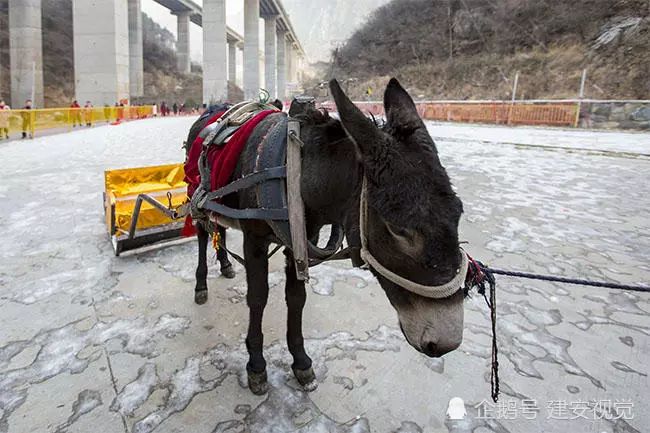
[
  {"left": 293, "top": 107, "right": 352, "bottom": 151},
  {"left": 292, "top": 107, "right": 332, "bottom": 125}
]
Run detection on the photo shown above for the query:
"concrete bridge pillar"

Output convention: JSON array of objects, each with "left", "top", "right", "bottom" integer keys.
[
  {"left": 243, "top": 0, "right": 260, "bottom": 100},
  {"left": 73, "top": 0, "right": 130, "bottom": 106},
  {"left": 228, "top": 41, "right": 238, "bottom": 86},
  {"left": 276, "top": 29, "right": 286, "bottom": 101},
  {"left": 291, "top": 49, "right": 299, "bottom": 84},
  {"left": 9, "top": 0, "right": 44, "bottom": 107},
  {"left": 263, "top": 15, "right": 277, "bottom": 98},
  {"left": 175, "top": 11, "right": 191, "bottom": 74},
  {"left": 203, "top": 0, "right": 227, "bottom": 104},
  {"left": 128, "top": 0, "right": 144, "bottom": 97},
  {"left": 286, "top": 42, "right": 293, "bottom": 91},
  {"left": 296, "top": 54, "right": 303, "bottom": 83}
]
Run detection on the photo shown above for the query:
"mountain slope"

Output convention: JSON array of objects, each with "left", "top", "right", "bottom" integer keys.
[{"left": 328, "top": 0, "right": 650, "bottom": 100}]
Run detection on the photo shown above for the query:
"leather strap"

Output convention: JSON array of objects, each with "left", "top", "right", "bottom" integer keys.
[
  {"left": 359, "top": 177, "right": 468, "bottom": 299},
  {"left": 200, "top": 200, "right": 289, "bottom": 221},
  {"left": 213, "top": 125, "right": 240, "bottom": 145},
  {"left": 203, "top": 166, "right": 287, "bottom": 201},
  {"left": 308, "top": 246, "right": 354, "bottom": 266}
]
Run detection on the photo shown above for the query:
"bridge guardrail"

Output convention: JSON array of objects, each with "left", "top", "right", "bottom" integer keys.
[{"left": 0, "top": 105, "right": 156, "bottom": 138}]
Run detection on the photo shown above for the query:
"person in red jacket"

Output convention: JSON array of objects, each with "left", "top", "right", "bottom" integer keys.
[{"left": 70, "top": 100, "right": 82, "bottom": 127}]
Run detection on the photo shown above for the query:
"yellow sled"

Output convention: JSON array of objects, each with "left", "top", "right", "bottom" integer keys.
[{"left": 103, "top": 163, "right": 189, "bottom": 255}]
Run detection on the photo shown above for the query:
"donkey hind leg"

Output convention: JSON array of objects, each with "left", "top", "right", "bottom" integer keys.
[
  {"left": 243, "top": 233, "right": 271, "bottom": 395},
  {"left": 284, "top": 249, "right": 317, "bottom": 391},
  {"left": 194, "top": 223, "right": 209, "bottom": 305},
  {"left": 217, "top": 225, "right": 235, "bottom": 279}
]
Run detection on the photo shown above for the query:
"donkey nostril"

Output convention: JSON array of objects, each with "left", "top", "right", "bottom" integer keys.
[{"left": 423, "top": 341, "right": 438, "bottom": 357}]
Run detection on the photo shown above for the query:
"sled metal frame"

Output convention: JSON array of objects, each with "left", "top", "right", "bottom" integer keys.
[
  {"left": 104, "top": 161, "right": 189, "bottom": 257},
  {"left": 105, "top": 190, "right": 188, "bottom": 256}
]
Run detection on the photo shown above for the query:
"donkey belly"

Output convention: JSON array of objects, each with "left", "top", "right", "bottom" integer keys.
[{"left": 212, "top": 215, "right": 241, "bottom": 231}]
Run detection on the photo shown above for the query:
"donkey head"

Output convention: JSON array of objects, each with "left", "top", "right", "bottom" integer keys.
[{"left": 330, "top": 78, "right": 465, "bottom": 358}]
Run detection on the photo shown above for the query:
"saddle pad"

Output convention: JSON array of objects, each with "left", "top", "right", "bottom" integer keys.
[
  {"left": 184, "top": 110, "right": 225, "bottom": 198},
  {"left": 182, "top": 109, "right": 277, "bottom": 236},
  {"left": 206, "top": 109, "right": 277, "bottom": 193}
]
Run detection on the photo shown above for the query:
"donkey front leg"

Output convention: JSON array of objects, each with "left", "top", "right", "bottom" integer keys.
[
  {"left": 284, "top": 249, "right": 317, "bottom": 391},
  {"left": 243, "top": 233, "right": 270, "bottom": 395},
  {"left": 194, "top": 223, "right": 209, "bottom": 305}
]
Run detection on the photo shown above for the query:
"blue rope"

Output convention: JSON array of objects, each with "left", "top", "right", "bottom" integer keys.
[
  {"left": 481, "top": 267, "right": 650, "bottom": 293},
  {"left": 464, "top": 259, "right": 649, "bottom": 404}
]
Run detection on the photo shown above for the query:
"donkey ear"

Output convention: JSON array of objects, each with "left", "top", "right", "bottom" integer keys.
[
  {"left": 383, "top": 78, "right": 423, "bottom": 129},
  {"left": 329, "top": 79, "right": 383, "bottom": 155}
]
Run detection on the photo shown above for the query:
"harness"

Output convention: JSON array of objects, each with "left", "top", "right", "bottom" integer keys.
[
  {"left": 359, "top": 178, "right": 469, "bottom": 298},
  {"left": 190, "top": 100, "right": 344, "bottom": 280},
  {"left": 191, "top": 99, "right": 468, "bottom": 298}
]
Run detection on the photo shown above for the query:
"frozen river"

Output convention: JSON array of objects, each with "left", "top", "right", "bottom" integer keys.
[{"left": 0, "top": 117, "right": 648, "bottom": 433}]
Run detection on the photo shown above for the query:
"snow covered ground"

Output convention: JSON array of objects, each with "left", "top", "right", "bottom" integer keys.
[
  {"left": 427, "top": 121, "right": 650, "bottom": 156},
  {"left": 0, "top": 117, "right": 648, "bottom": 433}
]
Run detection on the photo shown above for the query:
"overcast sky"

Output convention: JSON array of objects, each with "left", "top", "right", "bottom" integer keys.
[{"left": 141, "top": 0, "right": 247, "bottom": 62}]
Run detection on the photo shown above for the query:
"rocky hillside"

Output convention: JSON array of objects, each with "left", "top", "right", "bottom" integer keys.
[
  {"left": 323, "top": 0, "right": 650, "bottom": 100},
  {"left": 0, "top": 0, "right": 207, "bottom": 107},
  {"left": 139, "top": 14, "right": 202, "bottom": 107}
]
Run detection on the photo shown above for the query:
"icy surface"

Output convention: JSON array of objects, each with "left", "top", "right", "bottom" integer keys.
[
  {"left": 426, "top": 121, "right": 650, "bottom": 155},
  {"left": 0, "top": 117, "right": 648, "bottom": 433}
]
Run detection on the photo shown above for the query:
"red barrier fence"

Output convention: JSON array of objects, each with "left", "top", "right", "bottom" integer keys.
[{"left": 320, "top": 101, "right": 579, "bottom": 127}]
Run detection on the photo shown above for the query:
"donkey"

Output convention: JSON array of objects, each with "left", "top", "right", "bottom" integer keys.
[{"left": 192, "top": 78, "right": 466, "bottom": 394}]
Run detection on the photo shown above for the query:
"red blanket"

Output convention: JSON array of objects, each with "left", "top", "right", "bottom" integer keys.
[{"left": 182, "top": 109, "right": 277, "bottom": 236}]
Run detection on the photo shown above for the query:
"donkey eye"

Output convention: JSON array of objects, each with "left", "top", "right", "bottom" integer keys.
[{"left": 386, "top": 223, "right": 411, "bottom": 239}]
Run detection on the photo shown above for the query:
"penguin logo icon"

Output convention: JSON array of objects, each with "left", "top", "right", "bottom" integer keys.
[{"left": 446, "top": 397, "right": 467, "bottom": 420}]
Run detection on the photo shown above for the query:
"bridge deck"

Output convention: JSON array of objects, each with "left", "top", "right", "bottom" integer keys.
[{"left": 152, "top": 0, "right": 304, "bottom": 53}]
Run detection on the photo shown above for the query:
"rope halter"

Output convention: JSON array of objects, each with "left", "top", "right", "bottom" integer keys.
[{"left": 359, "top": 177, "right": 469, "bottom": 299}]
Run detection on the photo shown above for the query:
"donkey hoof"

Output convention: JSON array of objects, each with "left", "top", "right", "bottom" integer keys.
[
  {"left": 247, "top": 369, "right": 268, "bottom": 395},
  {"left": 293, "top": 367, "right": 318, "bottom": 392},
  {"left": 194, "top": 290, "right": 208, "bottom": 305},
  {"left": 220, "top": 264, "right": 236, "bottom": 279}
]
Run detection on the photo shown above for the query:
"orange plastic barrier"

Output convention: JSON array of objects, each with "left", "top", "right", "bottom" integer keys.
[
  {"left": 320, "top": 101, "right": 578, "bottom": 127},
  {"left": 507, "top": 103, "right": 578, "bottom": 126}
]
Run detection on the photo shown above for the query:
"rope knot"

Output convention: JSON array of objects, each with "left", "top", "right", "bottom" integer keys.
[{"left": 465, "top": 252, "right": 500, "bottom": 403}]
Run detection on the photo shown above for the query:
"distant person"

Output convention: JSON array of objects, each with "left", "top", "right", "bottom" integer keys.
[
  {"left": 83, "top": 101, "right": 93, "bottom": 126},
  {"left": 0, "top": 100, "right": 11, "bottom": 139},
  {"left": 21, "top": 99, "right": 34, "bottom": 139},
  {"left": 70, "top": 100, "right": 82, "bottom": 127},
  {"left": 161, "top": 101, "right": 167, "bottom": 117},
  {"left": 172, "top": 102, "right": 178, "bottom": 115}
]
